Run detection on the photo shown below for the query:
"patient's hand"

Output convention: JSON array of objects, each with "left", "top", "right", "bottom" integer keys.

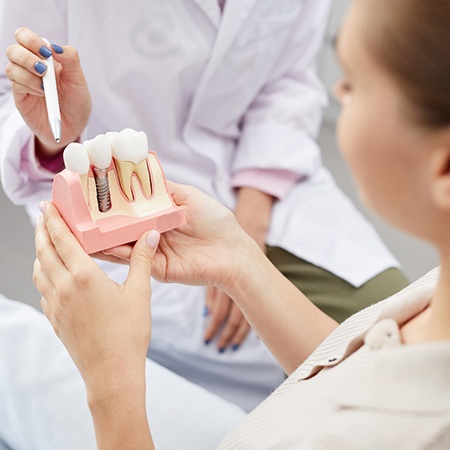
[{"left": 34, "top": 202, "right": 158, "bottom": 400}]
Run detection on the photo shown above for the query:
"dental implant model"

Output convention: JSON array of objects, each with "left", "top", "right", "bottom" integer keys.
[
  {"left": 51, "top": 129, "right": 185, "bottom": 254},
  {"left": 85, "top": 134, "right": 112, "bottom": 212}
]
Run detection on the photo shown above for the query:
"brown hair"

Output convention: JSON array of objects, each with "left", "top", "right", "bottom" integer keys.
[{"left": 364, "top": 0, "right": 450, "bottom": 128}]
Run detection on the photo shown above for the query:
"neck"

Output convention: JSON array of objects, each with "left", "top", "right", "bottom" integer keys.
[{"left": 402, "top": 250, "right": 450, "bottom": 343}]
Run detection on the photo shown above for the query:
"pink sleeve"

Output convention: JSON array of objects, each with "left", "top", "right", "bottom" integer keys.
[
  {"left": 231, "top": 168, "right": 301, "bottom": 200},
  {"left": 37, "top": 151, "right": 65, "bottom": 173}
]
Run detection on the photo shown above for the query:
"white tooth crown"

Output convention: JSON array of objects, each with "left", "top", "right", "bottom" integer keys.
[
  {"left": 85, "top": 134, "right": 112, "bottom": 169},
  {"left": 63, "top": 142, "right": 90, "bottom": 175},
  {"left": 110, "top": 128, "right": 148, "bottom": 163},
  {"left": 109, "top": 128, "right": 151, "bottom": 201}
]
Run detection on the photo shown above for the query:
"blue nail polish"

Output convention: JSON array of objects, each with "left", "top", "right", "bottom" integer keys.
[
  {"left": 232, "top": 343, "right": 240, "bottom": 351},
  {"left": 39, "top": 46, "right": 52, "bottom": 58},
  {"left": 34, "top": 61, "right": 47, "bottom": 74},
  {"left": 51, "top": 44, "right": 64, "bottom": 54},
  {"left": 203, "top": 306, "right": 209, "bottom": 317},
  {"left": 204, "top": 339, "right": 211, "bottom": 345},
  {"left": 219, "top": 347, "right": 226, "bottom": 353}
]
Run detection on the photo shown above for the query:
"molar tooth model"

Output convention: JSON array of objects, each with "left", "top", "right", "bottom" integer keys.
[{"left": 52, "top": 129, "right": 186, "bottom": 254}]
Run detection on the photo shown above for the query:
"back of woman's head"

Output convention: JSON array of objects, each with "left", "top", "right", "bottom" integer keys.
[{"left": 364, "top": 0, "right": 450, "bottom": 129}]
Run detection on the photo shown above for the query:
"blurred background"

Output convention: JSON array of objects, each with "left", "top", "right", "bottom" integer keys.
[{"left": 0, "top": 0, "right": 438, "bottom": 310}]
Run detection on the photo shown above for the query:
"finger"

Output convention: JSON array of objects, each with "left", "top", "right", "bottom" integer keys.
[
  {"left": 229, "top": 314, "right": 252, "bottom": 351},
  {"left": 10, "top": 79, "right": 46, "bottom": 97},
  {"left": 217, "top": 302, "right": 246, "bottom": 351},
  {"left": 7, "top": 40, "right": 49, "bottom": 77},
  {"left": 204, "top": 286, "right": 216, "bottom": 317},
  {"left": 126, "top": 230, "right": 160, "bottom": 293},
  {"left": 42, "top": 202, "right": 92, "bottom": 271},
  {"left": 203, "top": 291, "right": 232, "bottom": 345},
  {"left": 14, "top": 27, "right": 53, "bottom": 60},
  {"left": 100, "top": 243, "right": 134, "bottom": 263},
  {"left": 50, "top": 44, "right": 83, "bottom": 77},
  {"left": 33, "top": 258, "right": 58, "bottom": 321},
  {"left": 34, "top": 213, "right": 68, "bottom": 286},
  {"left": 6, "top": 63, "right": 45, "bottom": 95}
]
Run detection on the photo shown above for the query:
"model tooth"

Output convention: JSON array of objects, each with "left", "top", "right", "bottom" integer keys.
[
  {"left": 63, "top": 142, "right": 90, "bottom": 200},
  {"left": 108, "top": 128, "right": 151, "bottom": 201},
  {"left": 63, "top": 142, "right": 90, "bottom": 174},
  {"left": 84, "top": 135, "right": 112, "bottom": 212},
  {"left": 84, "top": 134, "right": 112, "bottom": 169}
]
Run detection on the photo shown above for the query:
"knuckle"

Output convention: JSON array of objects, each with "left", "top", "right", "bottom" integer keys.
[
  {"left": 228, "top": 316, "right": 241, "bottom": 329},
  {"left": 49, "top": 225, "right": 65, "bottom": 248},
  {"left": 32, "top": 268, "right": 40, "bottom": 287},
  {"left": 4, "top": 62, "right": 13, "bottom": 79},
  {"left": 35, "top": 244, "right": 45, "bottom": 261},
  {"left": 57, "top": 283, "right": 71, "bottom": 303},
  {"left": 71, "top": 267, "right": 89, "bottom": 286},
  {"left": 65, "top": 45, "right": 80, "bottom": 62},
  {"left": 210, "top": 314, "right": 225, "bottom": 328},
  {"left": 5, "top": 44, "right": 16, "bottom": 60},
  {"left": 15, "top": 27, "right": 35, "bottom": 49},
  {"left": 40, "top": 297, "right": 48, "bottom": 313},
  {"left": 14, "top": 27, "right": 26, "bottom": 41}
]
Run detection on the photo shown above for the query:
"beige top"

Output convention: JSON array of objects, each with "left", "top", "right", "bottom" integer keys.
[{"left": 219, "top": 267, "right": 450, "bottom": 449}]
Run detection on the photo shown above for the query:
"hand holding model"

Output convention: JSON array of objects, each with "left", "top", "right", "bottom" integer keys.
[
  {"left": 5, "top": 27, "right": 91, "bottom": 156},
  {"left": 34, "top": 201, "right": 157, "bottom": 448}
]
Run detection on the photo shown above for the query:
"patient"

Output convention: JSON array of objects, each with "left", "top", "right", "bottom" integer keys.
[{"left": 32, "top": 0, "right": 450, "bottom": 448}]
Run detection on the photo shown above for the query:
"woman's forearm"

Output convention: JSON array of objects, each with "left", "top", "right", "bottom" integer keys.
[
  {"left": 226, "top": 238, "right": 338, "bottom": 374},
  {"left": 88, "top": 379, "right": 154, "bottom": 450}
]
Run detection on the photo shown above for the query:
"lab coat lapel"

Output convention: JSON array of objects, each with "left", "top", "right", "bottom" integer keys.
[
  {"left": 188, "top": 0, "right": 259, "bottom": 118},
  {"left": 209, "top": 0, "right": 259, "bottom": 68},
  {"left": 191, "top": 0, "right": 221, "bottom": 28}
]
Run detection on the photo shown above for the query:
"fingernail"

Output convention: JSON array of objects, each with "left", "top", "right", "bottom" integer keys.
[
  {"left": 232, "top": 343, "right": 240, "bottom": 351},
  {"left": 35, "top": 215, "right": 43, "bottom": 225},
  {"left": 146, "top": 230, "right": 160, "bottom": 249},
  {"left": 51, "top": 44, "right": 64, "bottom": 54},
  {"left": 34, "top": 61, "right": 47, "bottom": 74},
  {"left": 204, "top": 339, "right": 211, "bottom": 345},
  {"left": 39, "top": 201, "right": 47, "bottom": 214},
  {"left": 219, "top": 347, "right": 226, "bottom": 354},
  {"left": 39, "top": 46, "right": 52, "bottom": 58},
  {"left": 203, "top": 306, "right": 209, "bottom": 317}
]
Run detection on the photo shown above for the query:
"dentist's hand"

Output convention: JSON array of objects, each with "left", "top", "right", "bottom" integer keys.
[{"left": 6, "top": 27, "right": 91, "bottom": 157}]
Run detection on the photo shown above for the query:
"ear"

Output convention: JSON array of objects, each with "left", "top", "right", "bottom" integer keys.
[{"left": 430, "top": 135, "right": 450, "bottom": 210}]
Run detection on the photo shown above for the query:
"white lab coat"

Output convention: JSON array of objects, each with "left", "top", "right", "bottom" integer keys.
[{"left": 0, "top": 0, "right": 399, "bottom": 412}]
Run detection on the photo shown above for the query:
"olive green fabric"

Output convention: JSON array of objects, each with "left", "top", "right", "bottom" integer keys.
[{"left": 266, "top": 246, "right": 410, "bottom": 324}]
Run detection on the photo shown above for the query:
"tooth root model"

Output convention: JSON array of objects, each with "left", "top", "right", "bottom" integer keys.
[
  {"left": 62, "top": 142, "right": 90, "bottom": 201},
  {"left": 107, "top": 128, "right": 152, "bottom": 201},
  {"left": 85, "top": 134, "right": 112, "bottom": 212}
]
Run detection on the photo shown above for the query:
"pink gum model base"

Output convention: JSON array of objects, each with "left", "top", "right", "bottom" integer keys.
[{"left": 51, "top": 156, "right": 186, "bottom": 254}]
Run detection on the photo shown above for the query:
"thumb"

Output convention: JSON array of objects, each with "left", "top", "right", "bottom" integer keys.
[
  {"left": 126, "top": 230, "right": 160, "bottom": 290},
  {"left": 52, "top": 44, "right": 85, "bottom": 78}
]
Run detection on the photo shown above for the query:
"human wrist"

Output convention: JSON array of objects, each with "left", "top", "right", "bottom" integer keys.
[
  {"left": 87, "top": 374, "right": 152, "bottom": 449},
  {"left": 222, "top": 232, "right": 264, "bottom": 299},
  {"left": 86, "top": 369, "right": 147, "bottom": 412}
]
